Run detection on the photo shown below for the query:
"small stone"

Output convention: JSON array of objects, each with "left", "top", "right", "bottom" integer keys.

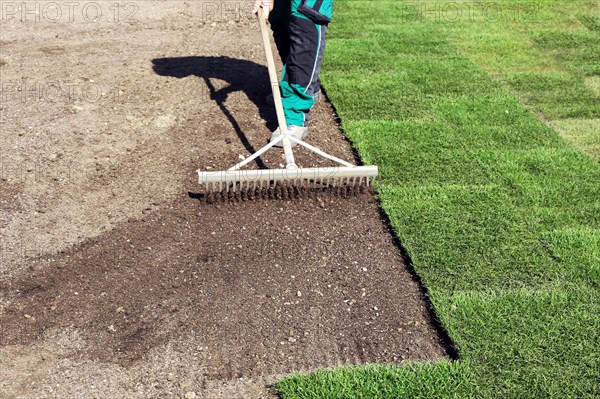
[
  {"left": 373, "top": 306, "right": 378, "bottom": 311},
  {"left": 238, "top": 154, "right": 245, "bottom": 160},
  {"left": 184, "top": 392, "right": 197, "bottom": 399},
  {"left": 116, "top": 306, "right": 125, "bottom": 313},
  {"left": 362, "top": 267, "right": 368, "bottom": 272},
  {"left": 297, "top": 291, "right": 302, "bottom": 297}
]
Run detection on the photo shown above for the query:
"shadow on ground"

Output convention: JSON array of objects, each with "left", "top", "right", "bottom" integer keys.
[{"left": 153, "top": 56, "right": 277, "bottom": 170}]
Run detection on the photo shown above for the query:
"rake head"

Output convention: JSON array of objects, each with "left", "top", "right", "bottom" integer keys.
[{"left": 197, "top": 165, "right": 378, "bottom": 201}]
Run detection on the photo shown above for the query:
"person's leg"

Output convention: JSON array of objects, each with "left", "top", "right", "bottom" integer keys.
[
  {"left": 280, "top": 16, "right": 327, "bottom": 127},
  {"left": 307, "top": 25, "right": 326, "bottom": 105},
  {"left": 268, "top": 0, "right": 291, "bottom": 63}
]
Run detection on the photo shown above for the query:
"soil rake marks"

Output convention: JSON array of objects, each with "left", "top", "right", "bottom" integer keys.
[{"left": 197, "top": 10, "right": 378, "bottom": 200}]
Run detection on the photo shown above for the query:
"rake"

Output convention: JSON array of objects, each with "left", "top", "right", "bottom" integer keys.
[{"left": 197, "top": 10, "right": 378, "bottom": 199}]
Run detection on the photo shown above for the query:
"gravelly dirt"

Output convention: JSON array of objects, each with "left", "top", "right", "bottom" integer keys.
[{"left": 0, "top": 2, "right": 448, "bottom": 398}]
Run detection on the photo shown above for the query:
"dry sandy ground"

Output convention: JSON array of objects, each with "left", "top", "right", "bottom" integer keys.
[{"left": 0, "top": 2, "right": 448, "bottom": 398}]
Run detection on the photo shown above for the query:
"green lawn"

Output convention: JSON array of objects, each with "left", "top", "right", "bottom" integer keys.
[
  {"left": 274, "top": 1, "right": 600, "bottom": 398},
  {"left": 416, "top": 0, "right": 600, "bottom": 158}
]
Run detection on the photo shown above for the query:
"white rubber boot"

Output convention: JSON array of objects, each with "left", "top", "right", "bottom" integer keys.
[{"left": 270, "top": 125, "right": 309, "bottom": 148}]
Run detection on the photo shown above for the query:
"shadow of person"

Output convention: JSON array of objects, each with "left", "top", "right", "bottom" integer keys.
[{"left": 152, "top": 56, "right": 277, "bottom": 170}]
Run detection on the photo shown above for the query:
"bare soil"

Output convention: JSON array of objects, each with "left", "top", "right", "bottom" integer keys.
[{"left": 0, "top": 2, "right": 448, "bottom": 398}]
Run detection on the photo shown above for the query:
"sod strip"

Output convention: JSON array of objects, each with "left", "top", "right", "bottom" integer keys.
[{"left": 274, "top": 1, "right": 600, "bottom": 398}]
